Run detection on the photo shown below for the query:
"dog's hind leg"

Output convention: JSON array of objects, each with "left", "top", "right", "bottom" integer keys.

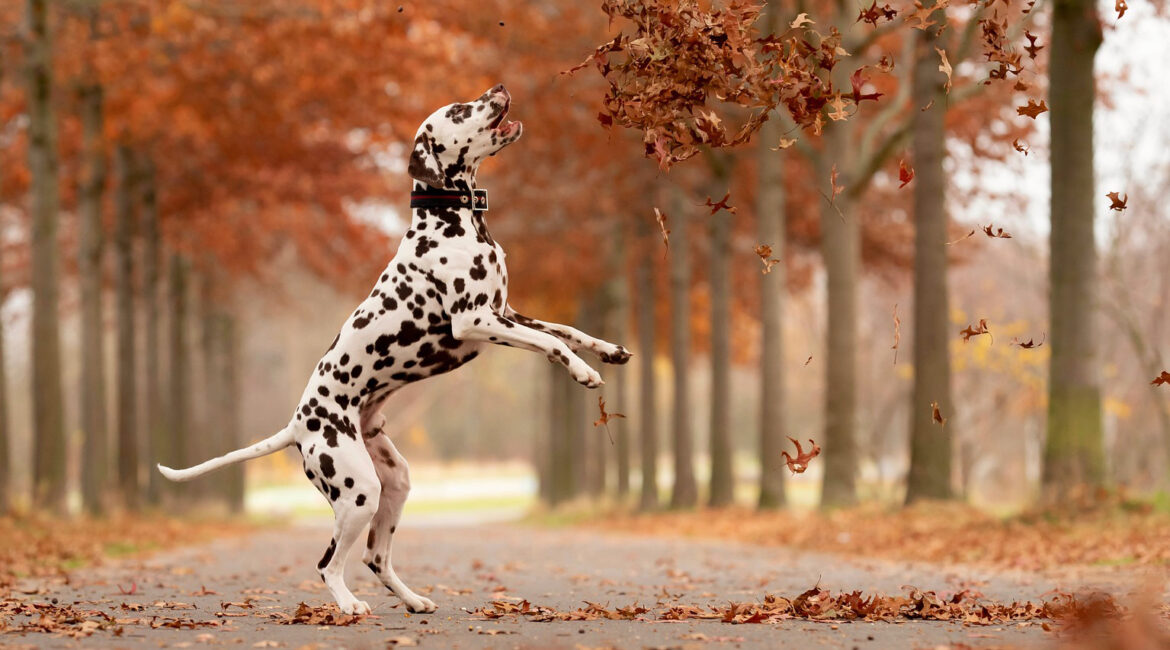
[
  {"left": 361, "top": 431, "right": 436, "bottom": 613},
  {"left": 306, "top": 438, "right": 381, "bottom": 615}
]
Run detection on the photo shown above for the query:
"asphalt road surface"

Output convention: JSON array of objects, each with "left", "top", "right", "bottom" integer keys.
[{"left": 3, "top": 521, "right": 1154, "bottom": 649}]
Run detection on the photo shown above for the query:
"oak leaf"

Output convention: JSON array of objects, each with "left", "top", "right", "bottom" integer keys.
[
  {"left": 781, "top": 437, "right": 821, "bottom": 474},
  {"left": 1151, "top": 371, "right": 1170, "bottom": 387},
  {"left": 704, "top": 192, "right": 737, "bottom": 215},
  {"left": 1011, "top": 334, "right": 1046, "bottom": 349},
  {"left": 960, "top": 319, "right": 992, "bottom": 343},
  {"left": 593, "top": 396, "right": 625, "bottom": 445},
  {"left": 898, "top": 159, "right": 914, "bottom": 188},
  {"left": 931, "top": 401, "right": 947, "bottom": 426},
  {"left": 754, "top": 245, "right": 780, "bottom": 274},
  {"left": 1106, "top": 192, "right": 1128, "bottom": 211},
  {"left": 936, "top": 48, "right": 952, "bottom": 93},
  {"left": 982, "top": 224, "right": 1012, "bottom": 238},
  {"left": 653, "top": 208, "right": 670, "bottom": 250},
  {"left": 1017, "top": 99, "right": 1048, "bottom": 119}
]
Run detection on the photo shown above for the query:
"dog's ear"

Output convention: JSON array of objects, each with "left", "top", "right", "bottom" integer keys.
[{"left": 407, "top": 134, "right": 445, "bottom": 188}]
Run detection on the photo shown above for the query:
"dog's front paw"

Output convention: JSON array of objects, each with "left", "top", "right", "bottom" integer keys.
[
  {"left": 598, "top": 344, "right": 632, "bottom": 365},
  {"left": 404, "top": 595, "right": 438, "bottom": 613},
  {"left": 568, "top": 358, "right": 604, "bottom": 389}
]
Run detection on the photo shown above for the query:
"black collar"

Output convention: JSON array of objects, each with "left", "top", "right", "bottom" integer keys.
[{"left": 410, "top": 186, "right": 488, "bottom": 212}]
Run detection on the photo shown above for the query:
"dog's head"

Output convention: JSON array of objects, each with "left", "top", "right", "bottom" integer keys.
[{"left": 407, "top": 84, "right": 523, "bottom": 190}]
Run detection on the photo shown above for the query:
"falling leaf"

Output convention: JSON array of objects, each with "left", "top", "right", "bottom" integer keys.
[
  {"left": 1023, "top": 31, "right": 1044, "bottom": 59},
  {"left": 771, "top": 137, "right": 798, "bottom": 150},
  {"left": 1106, "top": 192, "right": 1128, "bottom": 211},
  {"left": 931, "top": 401, "right": 947, "bottom": 426},
  {"left": 830, "top": 164, "right": 844, "bottom": 202},
  {"left": 936, "top": 48, "right": 952, "bottom": 93},
  {"left": 856, "top": 1, "right": 898, "bottom": 26},
  {"left": 1012, "top": 139, "right": 1030, "bottom": 155},
  {"left": 891, "top": 304, "right": 901, "bottom": 365},
  {"left": 849, "top": 68, "right": 883, "bottom": 103},
  {"left": 1011, "top": 333, "right": 1046, "bottom": 349},
  {"left": 1017, "top": 99, "right": 1048, "bottom": 119},
  {"left": 1116, "top": 0, "right": 1127, "bottom": 18},
  {"left": 920, "top": 98, "right": 935, "bottom": 112},
  {"left": 960, "top": 319, "right": 993, "bottom": 343},
  {"left": 594, "top": 396, "right": 625, "bottom": 445},
  {"left": 945, "top": 229, "right": 976, "bottom": 246},
  {"left": 982, "top": 224, "right": 1012, "bottom": 238},
  {"left": 754, "top": 245, "right": 780, "bottom": 274},
  {"left": 653, "top": 207, "right": 670, "bottom": 250},
  {"left": 1151, "top": 371, "right": 1170, "bottom": 387},
  {"left": 781, "top": 437, "right": 821, "bottom": 474},
  {"left": 703, "top": 192, "right": 737, "bottom": 215},
  {"left": 898, "top": 159, "right": 914, "bottom": 188},
  {"left": 789, "top": 13, "right": 814, "bottom": 28},
  {"left": 804, "top": 355, "right": 813, "bottom": 366},
  {"left": 876, "top": 55, "right": 895, "bottom": 73}
]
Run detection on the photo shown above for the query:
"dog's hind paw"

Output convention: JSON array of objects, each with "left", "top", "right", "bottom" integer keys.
[
  {"left": 340, "top": 599, "right": 371, "bottom": 615},
  {"left": 405, "top": 595, "right": 438, "bottom": 613}
]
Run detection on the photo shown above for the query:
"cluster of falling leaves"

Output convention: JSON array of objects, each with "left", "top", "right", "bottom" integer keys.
[
  {"left": 564, "top": 0, "right": 882, "bottom": 169},
  {"left": 470, "top": 586, "right": 1120, "bottom": 626}
]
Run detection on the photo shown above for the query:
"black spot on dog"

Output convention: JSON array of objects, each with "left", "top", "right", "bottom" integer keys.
[
  {"left": 319, "top": 453, "right": 336, "bottom": 478},
  {"left": 307, "top": 418, "right": 321, "bottom": 432},
  {"left": 317, "top": 538, "right": 337, "bottom": 570},
  {"left": 356, "top": 494, "right": 367, "bottom": 507}
]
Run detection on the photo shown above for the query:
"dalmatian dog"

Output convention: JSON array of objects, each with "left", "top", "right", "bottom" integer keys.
[{"left": 158, "top": 84, "right": 631, "bottom": 615}]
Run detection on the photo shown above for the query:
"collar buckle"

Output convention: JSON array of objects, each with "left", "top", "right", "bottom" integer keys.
[{"left": 472, "top": 189, "right": 489, "bottom": 212}]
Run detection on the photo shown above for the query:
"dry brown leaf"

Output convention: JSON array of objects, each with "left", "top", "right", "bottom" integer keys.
[
  {"left": 931, "top": 401, "right": 947, "bottom": 426},
  {"left": 754, "top": 244, "right": 780, "bottom": 274},
  {"left": 960, "top": 319, "right": 993, "bottom": 343},
  {"left": 781, "top": 437, "right": 821, "bottom": 474}
]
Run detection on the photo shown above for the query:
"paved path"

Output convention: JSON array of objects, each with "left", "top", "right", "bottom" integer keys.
[{"left": 4, "top": 522, "right": 1155, "bottom": 649}]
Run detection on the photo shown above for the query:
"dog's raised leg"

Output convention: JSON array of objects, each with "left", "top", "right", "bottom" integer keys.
[
  {"left": 360, "top": 430, "right": 436, "bottom": 613},
  {"left": 311, "top": 439, "right": 381, "bottom": 615},
  {"left": 451, "top": 313, "right": 603, "bottom": 388},
  {"left": 507, "top": 308, "right": 631, "bottom": 364}
]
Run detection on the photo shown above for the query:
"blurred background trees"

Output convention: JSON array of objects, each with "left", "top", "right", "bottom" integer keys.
[{"left": 0, "top": 0, "right": 1165, "bottom": 518}]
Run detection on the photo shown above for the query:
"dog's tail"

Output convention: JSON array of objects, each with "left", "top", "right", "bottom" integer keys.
[{"left": 157, "top": 426, "right": 294, "bottom": 482}]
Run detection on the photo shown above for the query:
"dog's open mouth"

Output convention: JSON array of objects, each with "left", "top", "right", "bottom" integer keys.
[{"left": 489, "top": 99, "right": 510, "bottom": 130}]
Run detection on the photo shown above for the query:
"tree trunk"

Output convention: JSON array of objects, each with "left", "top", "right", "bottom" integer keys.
[
  {"left": 78, "top": 82, "right": 110, "bottom": 514},
  {"left": 567, "top": 346, "right": 587, "bottom": 498},
  {"left": 819, "top": 123, "right": 859, "bottom": 508},
  {"left": 668, "top": 189, "right": 698, "bottom": 508},
  {"left": 27, "top": 0, "right": 67, "bottom": 513},
  {"left": 756, "top": 110, "right": 787, "bottom": 510},
  {"left": 548, "top": 362, "right": 573, "bottom": 505},
  {"left": 114, "top": 145, "right": 139, "bottom": 509},
  {"left": 169, "top": 253, "right": 192, "bottom": 506},
  {"left": 1043, "top": 0, "right": 1105, "bottom": 500},
  {"left": 220, "top": 310, "right": 245, "bottom": 512},
  {"left": 0, "top": 187, "right": 9, "bottom": 512},
  {"left": 140, "top": 157, "right": 166, "bottom": 505},
  {"left": 605, "top": 230, "right": 631, "bottom": 499},
  {"left": 580, "top": 303, "right": 606, "bottom": 497},
  {"left": 635, "top": 219, "right": 659, "bottom": 511},
  {"left": 905, "top": 7, "right": 955, "bottom": 503},
  {"left": 197, "top": 270, "right": 218, "bottom": 505},
  {"left": 708, "top": 174, "right": 734, "bottom": 507}
]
